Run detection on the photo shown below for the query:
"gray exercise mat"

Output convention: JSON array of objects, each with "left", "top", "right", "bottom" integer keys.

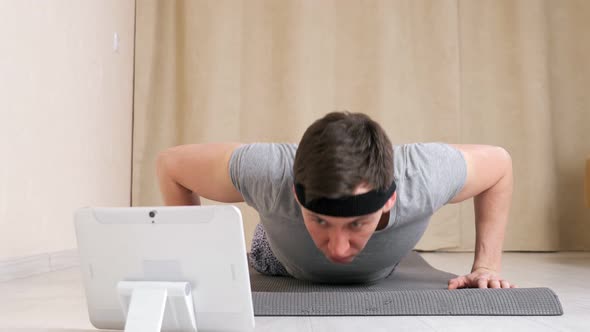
[{"left": 250, "top": 251, "right": 563, "bottom": 316}]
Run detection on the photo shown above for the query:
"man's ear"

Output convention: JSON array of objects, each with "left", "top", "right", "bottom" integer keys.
[{"left": 382, "top": 191, "right": 397, "bottom": 212}]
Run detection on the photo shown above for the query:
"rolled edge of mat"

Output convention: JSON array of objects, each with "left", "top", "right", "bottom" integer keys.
[{"left": 252, "top": 287, "right": 563, "bottom": 316}]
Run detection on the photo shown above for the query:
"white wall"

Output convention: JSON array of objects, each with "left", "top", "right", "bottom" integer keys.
[{"left": 0, "top": 1, "right": 135, "bottom": 260}]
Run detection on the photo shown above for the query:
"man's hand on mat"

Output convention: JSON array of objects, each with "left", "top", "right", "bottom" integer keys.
[{"left": 447, "top": 267, "right": 517, "bottom": 289}]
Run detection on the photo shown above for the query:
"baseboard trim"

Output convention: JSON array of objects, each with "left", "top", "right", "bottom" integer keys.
[{"left": 0, "top": 249, "right": 79, "bottom": 282}]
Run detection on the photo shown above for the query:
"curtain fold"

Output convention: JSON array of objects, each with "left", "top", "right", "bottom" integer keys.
[{"left": 133, "top": 0, "right": 590, "bottom": 251}]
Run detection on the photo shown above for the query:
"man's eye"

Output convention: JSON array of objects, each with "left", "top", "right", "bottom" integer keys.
[
  {"left": 316, "top": 219, "right": 326, "bottom": 225},
  {"left": 351, "top": 222, "right": 362, "bottom": 228}
]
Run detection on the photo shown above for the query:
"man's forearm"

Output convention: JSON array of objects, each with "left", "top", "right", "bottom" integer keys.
[{"left": 472, "top": 162, "right": 513, "bottom": 273}]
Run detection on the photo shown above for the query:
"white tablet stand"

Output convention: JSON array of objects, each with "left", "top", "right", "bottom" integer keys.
[{"left": 118, "top": 281, "right": 197, "bottom": 332}]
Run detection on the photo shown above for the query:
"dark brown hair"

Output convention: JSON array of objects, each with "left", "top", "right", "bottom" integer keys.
[{"left": 293, "top": 112, "right": 394, "bottom": 203}]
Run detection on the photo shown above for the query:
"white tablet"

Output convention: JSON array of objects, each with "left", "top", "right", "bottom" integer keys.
[{"left": 74, "top": 205, "right": 255, "bottom": 332}]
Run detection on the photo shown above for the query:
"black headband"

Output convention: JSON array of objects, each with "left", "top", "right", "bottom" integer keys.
[{"left": 294, "top": 180, "right": 396, "bottom": 217}]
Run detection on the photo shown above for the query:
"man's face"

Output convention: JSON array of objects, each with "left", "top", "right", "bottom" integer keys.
[
  {"left": 296, "top": 183, "right": 396, "bottom": 264},
  {"left": 300, "top": 208, "right": 383, "bottom": 264}
]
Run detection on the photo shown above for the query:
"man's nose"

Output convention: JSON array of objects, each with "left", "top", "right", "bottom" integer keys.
[{"left": 327, "top": 230, "right": 350, "bottom": 258}]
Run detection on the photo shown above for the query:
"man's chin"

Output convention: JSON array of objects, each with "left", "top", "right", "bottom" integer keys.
[{"left": 328, "top": 256, "right": 355, "bottom": 264}]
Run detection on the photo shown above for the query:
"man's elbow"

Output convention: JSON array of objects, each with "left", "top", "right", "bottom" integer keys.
[
  {"left": 497, "top": 147, "right": 512, "bottom": 175},
  {"left": 495, "top": 147, "right": 513, "bottom": 189},
  {"left": 156, "top": 148, "right": 177, "bottom": 181}
]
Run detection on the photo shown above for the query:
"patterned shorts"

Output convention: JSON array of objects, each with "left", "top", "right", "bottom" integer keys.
[{"left": 249, "top": 223, "right": 292, "bottom": 277}]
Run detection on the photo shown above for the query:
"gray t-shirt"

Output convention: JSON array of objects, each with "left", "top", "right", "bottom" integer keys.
[{"left": 229, "top": 142, "right": 466, "bottom": 283}]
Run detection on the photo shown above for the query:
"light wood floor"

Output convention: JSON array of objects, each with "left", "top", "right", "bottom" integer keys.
[{"left": 0, "top": 252, "right": 588, "bottom": 332}]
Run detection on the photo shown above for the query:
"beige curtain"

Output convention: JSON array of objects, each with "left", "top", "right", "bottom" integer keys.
[{"left": 132, "top": 0, "right": 590, "bottom": 251}]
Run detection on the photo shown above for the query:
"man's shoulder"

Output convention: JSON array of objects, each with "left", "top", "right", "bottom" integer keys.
[
  {"left": 237, "top": 142, "right": 298, "bottom": 153},
  {"left": 395, "top": 142, "right": 459, "bottom": 159},
  {"left": 233, "top": 143, "right": 298, "bottom": 166},
  {"left": 395, "top": 142, "right": 467, "bottom": 210},
  {"left": 229, "top": 143, "right": 298, "bottom": 213},
  {"left": 396, "top": 141, "right": 453, "bottom": 149}
]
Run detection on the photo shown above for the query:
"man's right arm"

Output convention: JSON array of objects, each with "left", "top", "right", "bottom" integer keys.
[{"left": 156, "top": 143, "right": 245, "bottom": 206}]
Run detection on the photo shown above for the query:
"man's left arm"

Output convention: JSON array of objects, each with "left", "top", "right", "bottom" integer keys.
[{"left": 446, "top": 144, "right": 516, "bottom": 289}]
